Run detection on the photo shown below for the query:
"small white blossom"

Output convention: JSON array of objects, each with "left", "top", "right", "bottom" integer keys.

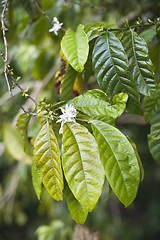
[
  {"left": 49, "top": 17, "right": 63, "bottom": 35},
  {"left": 57, "top": 104, "right": 77, "bottom": 134}
]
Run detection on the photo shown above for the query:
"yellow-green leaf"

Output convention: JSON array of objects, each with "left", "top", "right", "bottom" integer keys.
[{"left": 34, "top": 121, "right": 63, "bottom": 201}]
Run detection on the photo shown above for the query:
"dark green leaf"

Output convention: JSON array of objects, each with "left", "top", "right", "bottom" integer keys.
[
  {"left": 92, "top": 31, "right": 141, "bottom": 114},
  {"left": 148, "top": 112, "right": 160, "bottom": 165},
  {"left": 121, "top": 29, "right": 156, "bottom": 96},
  {"left": 143, "top": 94, "right": 160, "bottom": 123}
]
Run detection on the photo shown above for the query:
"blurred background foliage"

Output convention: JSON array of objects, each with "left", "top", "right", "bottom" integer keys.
[{"left": 0, "top": 0, "right": 160, "bottom": 239}]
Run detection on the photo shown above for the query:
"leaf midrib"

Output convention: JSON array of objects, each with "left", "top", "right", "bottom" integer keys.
[{"left": 66, "top": 122, "right": 91, "bottom": 205}]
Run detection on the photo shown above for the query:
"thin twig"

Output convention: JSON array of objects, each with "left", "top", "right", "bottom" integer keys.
[
  {"left": 32, "top": 0, "right": 52, "bottom": 23},
  {"left": 1, "top": 1, "right": 37, "bottom": 113}
]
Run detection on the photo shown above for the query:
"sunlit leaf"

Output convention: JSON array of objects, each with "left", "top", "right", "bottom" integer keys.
[
  {"left": 62, "top": 122, "right": 105, "bottom": 211},
  {"left": 61, "top": 24, "right": 89, "bottom": 72},
  {"left": 127, "top": 136, "right": 144, "bottom": 181},
  {"left": 34, "top": 121, "right": 63, "bottom": 201},
  {"left": 91, "top": 120, "right": 140, "bottom": 207},
  {"left": 64, "top": 180, "right": 88, "bottom": 224},
  {"left": 92, "top": 31, "right": 141, "bottom": 114},
  {"left": 67, "top": 89, "right": 128, "bottom": 119}
]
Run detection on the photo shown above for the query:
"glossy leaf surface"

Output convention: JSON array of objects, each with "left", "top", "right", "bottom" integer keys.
[
  {"left": 62, "top": 122, "right": 104, "bottom": 211},
  {"left": 60, "top": 64, "right": 77, "bottom": 101},
  {"left": 61, "top": 24, "right": 89, "bottom": 72},
  {"left": 64, "top": 180, "right": 88, "bottom": 224},
  {"left": 122, "top": 29, "right": 156, "bottom": 96},
  {"left": 34, "top": 121, "right": 63, "bottom": 201},
  {"left": 67, "top": 89, "right": 128, "bottom": 119},
  {"left": 91, "top": 120, "right": 140, "bottom": 207},
  {"left": 92, "top": 31, "right": 141, "bottom": 114}
]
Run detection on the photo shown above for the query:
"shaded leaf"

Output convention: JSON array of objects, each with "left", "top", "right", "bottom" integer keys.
[
  {"left": 83, "top": 38, "right": 96, "bottom": 83},
  {"left": 64, "top": 180, "right": 88, "bottom": 224},
  {"left": 148, "top": 112, "right": 160, "bottom": 165},
  {"left": 121, "top": 29, "right": 156, "bottom": 96},
  {"left": 34, "top": 121, "right": 63, "bottom": 201},
  {"left": 67, "top": 89, "right": 128, "bottom": 119},
  {"left": 91, "top": 120, "right": 140, "bottom": 207},
  {"left": 16, "top": 113, "right": 31, "bottom": 154},
  {"left": 92, "top": 31, "right": 141, "bottom": 114},
  {"left": 60, "top": 64, "right": 77, "bottom": 101},
  {"left": 2, "top": 123, "right": 32, "bottom": 164},
  {"left": 62, "top": 122, "right": 105, "bottom": 211},
  {"left": 32, "top": 159, "right": 42, "bottom": 200},
  {"left": 61, "top": 24, "right": 89, "bottom": 72},
  {"left": 143, "top": 94, "right": 160, "bottom": 123}
]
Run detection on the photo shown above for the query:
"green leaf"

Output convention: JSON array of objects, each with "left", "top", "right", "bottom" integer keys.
[
  {"left": 141, "top": 28, "right": 156, "bottom": 44},
  {"left": 32, "top": 159, "right": 42, "bottom": 200},
  {"left": 92, "top": 31, "right": 141, "bottom": 114},
  {"left": 61, "top": 24, "right": 89, "bottom": 72},
  {"left": 126, "top": 136, "right": 144, "bottom": 181},
  {"left": 64, "top": 179, "right": 88, "bottom": 224},
  {"left": 148, "top": 112, "right": 160, "bottom": 165},
  {"left": 143, "top": 94, "right": 160, "bottom": 123},
  {"left": 60, "top": 64, "right": 77, "bottom": 101},
  {"left": 84, "top": 22, "right": 117, "bottom": 37},
  {"left": 67, "top": 89, "right": 128, "bottom": 119},
  {"left": 121, "top": 29, "right": 156, "bottom": 96},
  {"left": 83, "top": 38, "right": 96, "bottom": 83},
  {"left": 34, "top": 121, "right": 63, "bottom": 201},
  {"left": 91, "top": 120, "right": 140, "bottom": 207},
  {"left": 62, "top": 122, "right": 105, "bottom": 211},
  {"left": 16, "top": 113, "right": 31, "bottom": 154},
  {"left": 2, "top": 123, "right": 32, "bottom": 164}
]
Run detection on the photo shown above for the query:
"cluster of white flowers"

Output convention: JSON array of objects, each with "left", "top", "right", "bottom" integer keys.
[
  {"left": 57, "top": 104, "right": 77, "bottom": 134},
  {"left": 49, "top": 17, "right": 63, "bottom": 35}
]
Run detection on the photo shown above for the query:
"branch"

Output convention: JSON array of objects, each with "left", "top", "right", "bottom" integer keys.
[
  {"left": 32, "top": 0, "right": 52, "bottom": 23},
  {"left": 1, "top": 1, "right": 36, "bottom": 113}
]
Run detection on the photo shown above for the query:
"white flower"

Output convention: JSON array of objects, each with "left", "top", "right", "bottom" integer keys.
[
  {"left": 49, "top": 17, "right": 63, "bottom": 35},
  {"left": 57, "top": 104, "right": 77, "bottom": 134}
]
